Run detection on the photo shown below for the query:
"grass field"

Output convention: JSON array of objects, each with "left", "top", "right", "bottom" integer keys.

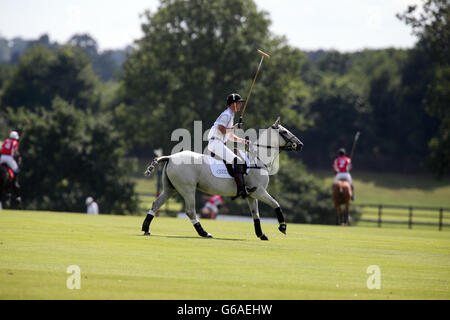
[{"left": 1, "top": 210, "right": 449, "bottom": 300}]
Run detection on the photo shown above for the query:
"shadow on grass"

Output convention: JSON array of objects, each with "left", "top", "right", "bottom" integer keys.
[{"left": 135, "top": 234, "right": 246, "bottom": 241}]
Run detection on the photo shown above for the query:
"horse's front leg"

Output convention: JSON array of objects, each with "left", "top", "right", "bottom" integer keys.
[
  {"left": 338, "top": 205, "right": 344, "bottom": 226},
  {"left": 251, "top": 188, "right": 287, "bottom": 236},
  {"left": 247, "top": 198, "right": 268, "bottom": 240}
]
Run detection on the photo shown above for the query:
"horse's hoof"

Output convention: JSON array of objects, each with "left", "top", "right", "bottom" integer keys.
[
  {"left": 200, "top": 232, "right": 213, "bottom": 238},
  {"left": 278, "top": 223, "right": 287, "bottom": 235},
  {"left": 143, "top": 232, "right": 151, "bottom": 236},
  {"left": 260, "top": 234, "right": 269, "bottom": 241}
]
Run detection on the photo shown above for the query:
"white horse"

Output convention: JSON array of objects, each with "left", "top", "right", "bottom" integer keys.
[{"left": 141, "top": 117, "right": 303, "bottom": 240}]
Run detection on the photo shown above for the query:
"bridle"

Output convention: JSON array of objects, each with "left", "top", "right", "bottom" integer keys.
[
  {"left": 254, "top": 125, "right": 299, "bottom": 152},
  {"left": 247, "top": 125, "right": 300, "bottom": 170}
]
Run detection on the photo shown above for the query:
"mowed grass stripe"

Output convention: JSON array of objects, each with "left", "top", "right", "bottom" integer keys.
[{"left": 0, "top": 210, "right": 449, "bottom": 299}]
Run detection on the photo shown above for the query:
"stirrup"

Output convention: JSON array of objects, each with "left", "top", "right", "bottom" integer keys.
[{"left": 232, "top": 186, "right": 256, "bottom": 200}]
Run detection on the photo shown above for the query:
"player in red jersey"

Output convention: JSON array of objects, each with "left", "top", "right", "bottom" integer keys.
[
  {"left": 200, "top": 195, "right": 224, "bottom": 219},
  {"left": 0, "top": 131, "right": 21, "bottom": 191},
  {"left": 333, "top": 148, "right": 354, "bottom": 200}
]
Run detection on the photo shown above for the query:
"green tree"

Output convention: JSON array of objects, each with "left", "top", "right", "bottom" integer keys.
[
  {"left": 3, "top": 99, "right": 139, "bottom": 214},
  {"left": 119, "top": 0, "right": 309, "bottom": 153},
  {"left": 397, "top": 0, "right": 450, "bottom": 177},
  {"left": 1, "top": 45, "right": 100, "bottom": 112},
  {"left": 299, "top": 75, "right": 369, "bottom": 168},
  {"left": 67, "top": 33, "right": 98, "bottom": 57}
]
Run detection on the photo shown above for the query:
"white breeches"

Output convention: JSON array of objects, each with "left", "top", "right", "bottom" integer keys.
[
  {"left": 208, "top": 139, "right": 239, "bottom": 164},
  {"left": 334, "top": 172, "right": 352, "bottom": 185},
  {"left": 0, "top": 155, "right": 18, "bottom": 173}
]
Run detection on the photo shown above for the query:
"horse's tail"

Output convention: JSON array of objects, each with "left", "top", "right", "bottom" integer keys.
[{"left": 144, "top": 156, "right": 171, "bottom": 176}]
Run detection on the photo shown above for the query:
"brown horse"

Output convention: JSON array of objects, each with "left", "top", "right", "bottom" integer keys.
[
  {"left": 332, "top": 180, "right": 352, "bottom": 225},
  {"left": 0, "top": 164, "right": 21, "bottom": 210}
]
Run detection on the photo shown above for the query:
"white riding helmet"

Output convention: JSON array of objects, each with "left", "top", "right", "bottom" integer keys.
[
  {"left": 85, "top": 197, "right": 93, "bottom": 205},
  {"left": 10, "top": 131, "right": 19, "bottom": 140}
]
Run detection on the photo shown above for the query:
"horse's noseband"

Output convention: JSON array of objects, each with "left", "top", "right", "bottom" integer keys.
[{"left": 278, "top": 128, "right": 301, "bottom": 151}]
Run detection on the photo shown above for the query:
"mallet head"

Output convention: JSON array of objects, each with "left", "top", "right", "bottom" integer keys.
[{"left": 257, "top": 49, "right": 270, "bottom": 59}]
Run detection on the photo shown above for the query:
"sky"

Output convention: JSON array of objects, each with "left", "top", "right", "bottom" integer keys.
[{"left": 0, "top": 0, "right": 422, "bottom": 52}]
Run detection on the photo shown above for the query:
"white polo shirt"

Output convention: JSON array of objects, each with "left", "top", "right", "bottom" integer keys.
[{"left": 207, "top": 108, "right": 234, "bottom": 142}]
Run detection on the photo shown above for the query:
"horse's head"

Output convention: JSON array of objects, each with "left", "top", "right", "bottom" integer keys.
[{"left": 271, "top": 117, "right": 303, "bottom": 152}]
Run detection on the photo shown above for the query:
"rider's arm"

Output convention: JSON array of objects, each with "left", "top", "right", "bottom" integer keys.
[
  {"left": 218, "top": 125, "right": 248, "bottom": 144},
  {"left": 218, "top": 125, "right": 226, "bottom": 135},
  {"left": 333, "top": 160, "right": 338, "bottom": 173},
  {"left": 230, "top": 133, "right": 247, "bottom": 144},
  {"left": 13, "top": 143, "right": 20, "bottom": 158}
]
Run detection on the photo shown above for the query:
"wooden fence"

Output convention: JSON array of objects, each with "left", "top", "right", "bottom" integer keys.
[{"left": 355, "top": 204, "right": 449, "bottom": 231}]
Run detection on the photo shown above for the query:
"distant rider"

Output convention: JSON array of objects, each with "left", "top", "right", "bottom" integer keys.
[
  {"left": 200, "top": 195, "right": 224, "bottom": 219},
  {"left": 207, "top": 93, "right": 256, "bottom": 199},
  {"left": 333, "top": 148, "right": 354, "bottom": 200},
  {"left": 1, "top": 131, "right": 21, "bottom": 192}
]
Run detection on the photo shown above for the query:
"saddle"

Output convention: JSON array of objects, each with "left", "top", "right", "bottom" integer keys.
[{"left": 208, "top": 150, "right": 249, "bottom": 178}]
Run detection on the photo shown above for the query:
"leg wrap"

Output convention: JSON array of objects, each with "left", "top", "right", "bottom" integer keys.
[
  {"left": 194, "top": 222, "right": 209, "bottom": 237},
  {"left": 275, "top": 207, "right": 285, "bottom": 224},
  {"left": 254, "top": 219, "right": 263, "bottom": 238},
  {"left": 141, "top": 213, "right": 154, "bottom": 232}
]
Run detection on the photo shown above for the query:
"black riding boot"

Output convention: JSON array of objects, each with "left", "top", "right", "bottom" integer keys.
[
  {"left": 351, "top": 184, "right": 354, "bottom": 201},
  {"left": 233, "top": 163, "right": 256, "bottom": 199}
]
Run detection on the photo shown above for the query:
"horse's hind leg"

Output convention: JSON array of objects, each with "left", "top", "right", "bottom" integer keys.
[
  {"left": 247, "top": 198, "right": 268, "bottom": 240},
  {"left": 142, "top": 188, "right": 176, "bottom": 235},
  {"left": 335, "top": 205, "right": 340, "bottom": 225},
  {"left": 179, "top": 189, "right": 212, "bottom": 238},
  {"left": 344, "top": 202, "right": 350, "bottom": 226},
  {"left": 142, "top": 163, "right": 176, "bottom": 235}
]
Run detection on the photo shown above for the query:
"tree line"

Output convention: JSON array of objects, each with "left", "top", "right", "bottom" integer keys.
[{"left": 0, "top": 0, "right": 447, "bottom": 222}]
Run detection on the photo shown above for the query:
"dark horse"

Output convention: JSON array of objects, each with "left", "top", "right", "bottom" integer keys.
[
  {"left": 332, "top": 180, "right": 352, "bottom": 225},
  {"left": 0, "top": 164, "right": 21, "bottom": 210}
]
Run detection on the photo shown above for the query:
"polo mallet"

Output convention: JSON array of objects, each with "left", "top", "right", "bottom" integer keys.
[
  {"left": 349, "top": 131, "right": 360, "bottom": 159},
  {"left": 238, "top": 49, "right": 270, "bottom": 127}
]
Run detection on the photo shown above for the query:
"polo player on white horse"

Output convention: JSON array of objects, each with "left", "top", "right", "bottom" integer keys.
[
  {"left": 141, "top": 97, "right": 304, "bottom": 240},
  {"left": 207, "top": 93, "right": 256, "bottom": 199}
]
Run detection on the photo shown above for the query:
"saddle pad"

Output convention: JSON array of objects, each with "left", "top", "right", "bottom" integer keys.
[{"left": 209, "top": 150, "right": 250, "bottom": 179}]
